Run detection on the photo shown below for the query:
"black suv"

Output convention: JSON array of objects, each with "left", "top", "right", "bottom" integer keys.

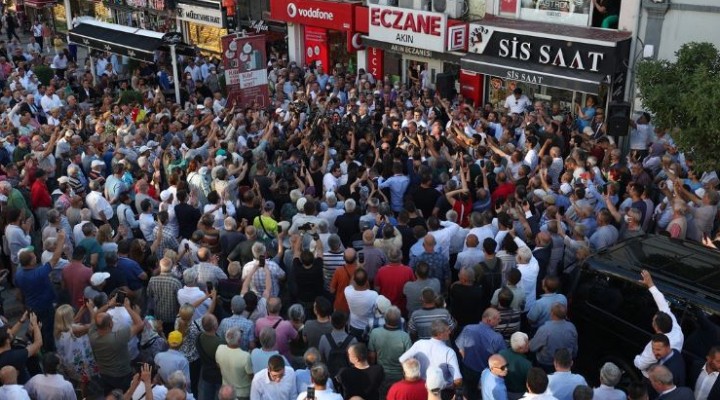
[{"left": 567, "top": 234, "right": 720, "bottom": 386}]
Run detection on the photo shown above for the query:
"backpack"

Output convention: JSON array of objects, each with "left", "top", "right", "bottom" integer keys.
[
  {"left": 478, "top": 257, "right": 503, "bottom": 294},
  {"left": 325, "top": 333, "right": 354, "bottom": 378}
]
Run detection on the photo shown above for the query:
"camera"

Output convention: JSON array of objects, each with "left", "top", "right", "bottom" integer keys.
[{"left": 298, "top": 222, "right": 315, "bottom": 232}]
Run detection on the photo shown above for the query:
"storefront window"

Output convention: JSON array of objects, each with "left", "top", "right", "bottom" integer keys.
[
  {"left": 187, "top": 22, "right": 227, "bottom": 55},
  {"left": 498, "top": 0, "right": 622, "bottom": 28}
]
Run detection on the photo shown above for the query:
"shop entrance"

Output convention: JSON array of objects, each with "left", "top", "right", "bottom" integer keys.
[
  {"left": 404, "top": 57, "right": 442, "bottom": 91},
  {"left": 486, "top": 74, "right": 608, "bottom": 115}
]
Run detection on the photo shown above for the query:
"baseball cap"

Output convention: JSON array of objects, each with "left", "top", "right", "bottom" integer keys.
[
  {"left": 90, "top": 272, "right": 111, "bottom": 287},
  {"left": 57, "top": 176, "right": 70, "bottom": 184},
  {"left": 425, "top": 366, "right": 445, "bottom": 392},
  {"left": 263, "top": 200, "right": 275, "bottom": 211},
  {"left": 375, "top": 295, "right": 391, "bottom": 315},
  {"left": 91, "top": 160, "right": 105, "bottom": 168},
  {"left": 168, "top": 330, "right": 183, "bottom": 346},
  {"left": 138, "top": 146, "right": 150, "bottom": 154}
]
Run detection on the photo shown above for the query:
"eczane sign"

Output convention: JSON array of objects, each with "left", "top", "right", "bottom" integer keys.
[{"left": 368, "top": 5, "right": 447, "bottom": 53}]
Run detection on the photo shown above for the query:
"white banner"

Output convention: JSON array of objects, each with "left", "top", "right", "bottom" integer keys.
[
  {"left": 368, "top": 5, "right": 447, "bottom": 53},
  {"left": 176, "top": 3, "right": 223, "bottom": 28}
]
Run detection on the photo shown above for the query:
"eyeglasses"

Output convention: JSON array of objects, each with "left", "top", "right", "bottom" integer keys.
[{"left": 493, "top": 364, "right": 508, "bottom": 371}]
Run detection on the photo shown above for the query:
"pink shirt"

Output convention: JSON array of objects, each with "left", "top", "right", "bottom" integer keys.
[{"left": 254, "top": 316, "right": 298, "bottom": 358}]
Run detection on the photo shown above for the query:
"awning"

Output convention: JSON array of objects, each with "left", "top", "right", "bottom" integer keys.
[
  {"left": 22, "top": 0, "right": 56, "bottom": 9},
  {"left": 362, "top": 37, "right": 463, "bottom": 64},
  {"left": 69, "top": 23, "right": 165, "bottom": 63},
  {"left": 460, "top": 55, "right": 606, "bottom": 94}
]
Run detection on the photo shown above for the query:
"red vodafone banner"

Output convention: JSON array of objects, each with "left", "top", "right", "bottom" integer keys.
[
  {"left": 304, "top": 27, "right": 330, "bottom": 70},
  {"left": 270, "top": 0, "right": 354, "bottom": 30},
  {"left": 221, "top": 34, "right": 270, "bottom": 109}
]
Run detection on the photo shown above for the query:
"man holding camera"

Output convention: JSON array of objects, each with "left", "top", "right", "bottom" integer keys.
[{"left": 88, "top": 292, "right": 144, "bottom": 394}]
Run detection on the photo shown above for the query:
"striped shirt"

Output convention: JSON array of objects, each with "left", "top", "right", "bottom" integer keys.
[
  {"left": 322, "top": 250, "right": 346, "bottom": 291},
  {"left": 408, "top": 307, "right": 456, "bottom": 340}
]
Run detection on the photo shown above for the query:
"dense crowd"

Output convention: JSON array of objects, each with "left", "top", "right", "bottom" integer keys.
[{"left": 0, "top": 15, "right": 716, "bottom": 400}]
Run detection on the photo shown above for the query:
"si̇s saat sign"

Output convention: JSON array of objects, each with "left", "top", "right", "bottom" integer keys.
[
  {"left": 468, "top": 23, "right": 615, "bottom": 74},
  {"left": 368, "top": 5, "right": 447, "bottom": 53},
  {"left": 270, "top": 0, "right": 353, "bottom": 30}
]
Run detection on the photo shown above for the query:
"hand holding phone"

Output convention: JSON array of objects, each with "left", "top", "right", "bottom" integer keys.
[
  {"left": 206, "top": 281, "right": 214, "bottom": 292},
  {"left": 258, "top": 255, "right": 266, "bottom": 268},
  {"left": 116, "top": 291, "right": 126, "bottom": 305}
]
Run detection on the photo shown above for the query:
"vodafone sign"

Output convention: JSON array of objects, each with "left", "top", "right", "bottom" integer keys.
[
  {"left": 270, "top": 0, "right": 353, "bottom": 30},
  {"left": 368, "top": 5, "right": 447, "bottom": 53}
]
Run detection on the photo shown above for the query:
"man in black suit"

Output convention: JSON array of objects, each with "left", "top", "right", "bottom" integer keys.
[
  {"left": 648, "top": 365, "right": 694, "bottom": 400},
  {"left": 532, "top": 231, "right": 552, "bottom": 296},
  {"left": 647, "top": 334, "right": 687, "bottom": 399},
  {"left": 77, "top": 80, "right": 97, "bottom": 104},
  {"left": 693, "top": 346, "right": 720, "bottom": 400}
]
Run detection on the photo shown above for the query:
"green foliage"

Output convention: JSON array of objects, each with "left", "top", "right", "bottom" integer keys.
[
  {"left": 636, "top": 42, "right": 720, "bottom": 171},
  {"left": 32, "top": 65, "right": 54, "bottom": 86},
  {"left": 118, "top": 90, "right": 144, "bottom": 106}
]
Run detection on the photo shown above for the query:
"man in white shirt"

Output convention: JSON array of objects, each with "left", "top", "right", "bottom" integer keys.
[
  {"left": 85, "top": 181, "right": 114, "bottom": 224},
  {"left": 399, "top": 319, "right": 462, "bottom": 390},
  {"left": 516, "top": 246, "right": 539, "bottom": 312},
  {"left": 504, "top": 87, "right": 532, "bottom": 115},
  {"left": 0, "top": 366, "right": 30, "bottom": 400},
  {"left": 177, "top": 269, "right": 211, "bottom": 319},
  {"left": 24, "top": 353, "right": 76, "bottom": 400},
  {"left": 344, "top": 268, "right": 378, "bottom": 337},
  {"left": 633, "top": 270, "right": 685, "bottom": 377},
  {"left": 250, "top": 355, "right": 298, "bottom": 400},
  {"left": 40, "top": 84, "right": 62, "bottom": 114},
  {"left": 694, "top": 346, "right": 720, "bottom": 400}
]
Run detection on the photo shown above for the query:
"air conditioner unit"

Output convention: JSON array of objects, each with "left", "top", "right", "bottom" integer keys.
[
  {"left": 369, "top": 0, "right": 398, "bottom": 5},
  {"left": 399, "top": 0, "right": 430, "bottom": 10},
  {"left": 433, "top": 0, "right": 466, "bottom": 18}
]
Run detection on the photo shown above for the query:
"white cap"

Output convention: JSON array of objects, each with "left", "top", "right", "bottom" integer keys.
[
  {"left": 138, "top": 146, "right": 150, "bottom": 154},
  {"left": 215, "top": 155, "right": 227, "bottom": 164},
  {"left": 91, "top": 160, "right": 104, "bottom": 168},
  {"left": 160, "top": 190, "right": 172, "bottom": 202},
  {"left": 57, "top": 176, "right": 70, "bottom": 184},
  {"left": 90, "top": 272, "right": 111, "bottom": 286}
]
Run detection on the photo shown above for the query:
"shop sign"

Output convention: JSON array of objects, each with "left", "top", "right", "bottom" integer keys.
[
  {"left": 367, "top": 47, "right": 384, "bottom": 81},
  {"left": 221, "top": 34, "right": 269, "bottom": 108},
  {"left": 249, "top": 20, "right": 269, "bottom": 33},
  {"left": 468, "top": 23, "right": 616, "bottom": 74},
  {"left": 304, "top": 26, "right": 329, "bottom": 70},
  {"left": 389, "top": 44, "right": 433, "bottom": 58},
  {"left": 518, "top": 0, "right": 591, "bottom": 27},
  {"left": 368, "top": 5, "right": 447, "bottom": 53},
  {"left": 177, "top": 2, "right": 224, "bottom": 28},
  {"left": 162, "top": 32, "right": 183, "bottom": 45},
  {"left": 270, "top": 0, "right": 354, "bottom": 30},
  {"left": 447, "top": 24, "right": 467, "bottom": 52}
]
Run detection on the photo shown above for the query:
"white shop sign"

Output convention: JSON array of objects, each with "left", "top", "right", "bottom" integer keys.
[
  {"left": 368, "top": 5, "right": 447, "bottom": 53},
  {"left": 176, "top": 3, "right": 223, "bottom": 28}
]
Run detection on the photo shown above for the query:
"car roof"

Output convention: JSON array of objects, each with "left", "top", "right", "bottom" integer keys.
[{"left": 584, "top": 234, "right": 720, "bottom": 312}]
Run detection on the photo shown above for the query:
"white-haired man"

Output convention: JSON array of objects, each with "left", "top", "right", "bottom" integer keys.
[
  {"left": 216, "top": 327, "right": 253, "bottom": 399},
  {"left": 241, "top": 242, "right": 285, "bottom": 297}
]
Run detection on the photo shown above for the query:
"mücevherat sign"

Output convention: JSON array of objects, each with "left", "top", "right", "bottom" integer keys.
[
  {"left": 177, "top": 2, "right": 223, "bottom": 27},
  {"left": 368, "top": 5, "right": 447, "bottom": 53},
  {"left": 468, "top": 23, "right": 619, "bottom": 74},
  {"left": 270, "top": 0, "right": 354, "bottom": 30}
]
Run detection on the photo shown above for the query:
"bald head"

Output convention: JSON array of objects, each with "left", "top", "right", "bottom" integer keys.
[
  {"left": 197, "top": 247, "right": 210, "bottom": 262},
  {"left": 482, "top": 308, "right": 501, "bottom": 327},
  {"left": 343, "top": 248, "right": 357, "bottom": 264},
  {"left": 536, "top": 231, "right": 551, "bottom": 247},
  {"left": 465, "top": 234, "right": 478, "bottom": 248},
  {"left": 489, "top": 354, "right": 507, "bottom": 370},
  {"left": 362, "top": 229, "right": 375, "bottom": 244},
  {"left": 0, "top": 366, "right": 17, "bottom": 385},
  {"left": 423, "top": 234, "right": 436, "bottom": 249}
]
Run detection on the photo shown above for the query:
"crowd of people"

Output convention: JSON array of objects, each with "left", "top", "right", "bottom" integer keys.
[{"left": 0, "top": 17, "right": 716, "bottom": 400}]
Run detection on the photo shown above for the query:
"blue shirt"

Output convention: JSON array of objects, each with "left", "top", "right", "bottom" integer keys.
[
  {"left": 15, "top": 263, "right": 55, "bottom": 312},
  {"left": 481, "top": 368, "right": 508, "bottom": 400},
  {"left": 589, "top": 225, "right": 619, "bottom": 251},
  {"left": 455, "top": 322, "right": 507, "bottom": 372},
  {"left": 378, "top": 175, "right": 410, "bottom": 212},
  {"left": 154, "top": 349, "right": 190, "bottom": 388},
  {"left": 529, "top": 320, "right": 578, "bottom": 366},
  {"left": 409, "top": 251, "right": 448, "bottom": 284},
  {"left": 117, "top": 256, "right": 144, "bottom": 290},
  {"left": 548, "top": 371, "right": 588, "bottom": 400},
  {"left": 527, "top": 293, "right": 567, "bottom": 328}
]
